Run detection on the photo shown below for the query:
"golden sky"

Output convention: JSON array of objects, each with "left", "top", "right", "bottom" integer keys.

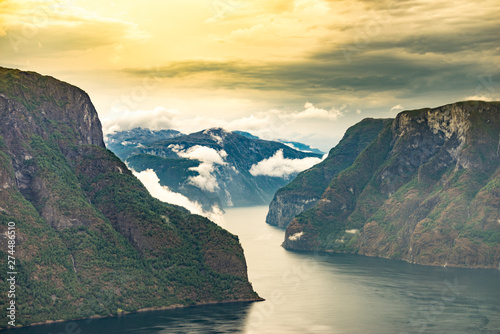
[{"left": 1, "top": 0, "right": 499, "bottom": 150}]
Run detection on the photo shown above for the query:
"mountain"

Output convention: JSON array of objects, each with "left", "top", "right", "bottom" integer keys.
[
  {"left": 0, "top": 67, "right": 260, "bottom": 328},
  {"left": 108, "top": 128, "right": 323, "bottom": 210},
  {"left": 266, "top": 118, "right": 392, "bottom": 228},
  {"left": 232, "top": 131, "right": 260, "bottom": 141},
  {"left": 282, "top": 101, "right": 500, "bottom": 269},
  {"left": 279, "top": 141, "right": 325, "bottom": 155},
  {"left": 233, "top": 131, "right": 325, "bottom": 155},
  {"left": 106, "top": 127, "right": 183, "bottom": 160}
]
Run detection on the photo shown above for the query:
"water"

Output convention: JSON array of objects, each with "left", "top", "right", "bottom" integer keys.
[{"left": 10, "top": 206, "right": 500, "bottom": 333}]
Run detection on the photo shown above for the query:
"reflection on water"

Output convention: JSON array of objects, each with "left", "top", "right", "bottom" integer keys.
[
  {"left": 10, "top": 206, "right": 500, "bottom": 334},
  {"left": 222, "top": 207, "right": 500, "bottom": 334},
  {"left": 11, "top": 303, "right": 252, "bottom": 334}
]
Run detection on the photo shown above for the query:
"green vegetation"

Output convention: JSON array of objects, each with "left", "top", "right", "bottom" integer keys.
[
  {"left": 283, "top": 118, "right": 392, "bottom": 196},
  {"left": 0, "top": 67, "right": 259, "bottom": 329},
  {"left": 268, "top": 118, "right": 392, "bottom": 228},
  {"left": 284, "top": 102, "right": 500, "bottom": 269}
]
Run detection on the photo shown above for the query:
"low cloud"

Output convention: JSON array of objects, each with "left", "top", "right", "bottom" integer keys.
[
  {"left": 133, "top": 169, "right": 224, "bottom": 223},
  {"left": 102, "top": 106, "right": 179, "bottom": 134},
  {"left": 288, "top": 231, "right": 304, "bottom": 241},
  {"left": 390, "top": 104, "right": 405, "bottom": 113},
  {"left": 249, "top": 149, "right": 324, "bottom": 178},
  {"left": 174, "top": 145, "right": 227, "bottom": 165},
  {"left": 171, "top": 145, "right": 228, "bottom": 192},
  {"left": 101, "top": 102, "right": 347, "bottom": 152},
  {"left": 282, "top": 142, "right": 301, "bottom": 151},
  {"left": 464, "top": 95, "right": 496, "bottom": 102},
  {"left": 294, "top": 102, "right": 345, "bottom": 121},
  {"left": 188, "top": 163, "right": 219, "bottom": 193}
]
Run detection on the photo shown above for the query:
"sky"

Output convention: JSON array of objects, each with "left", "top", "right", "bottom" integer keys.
[{"left": 0, "top": 0, "right": 499, "bottom": 151}]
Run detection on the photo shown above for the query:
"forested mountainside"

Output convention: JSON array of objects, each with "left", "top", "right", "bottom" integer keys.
[
  {"left": 281, "top": 101, "right": 500, "bottom": 269},
  {"left": 0, "top": 67, "right": 260, "bottom": 328},
  {"left": 266, "top": 118, "right": 391, "bottom": 228}
]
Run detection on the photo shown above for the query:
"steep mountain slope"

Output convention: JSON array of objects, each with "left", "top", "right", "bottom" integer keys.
[
  {"left": 283, "top": 101, "right": 500, "bottom": 269},
  {"left": 266, "top": 118, "right": 391, "bottom": 228},
  {"left": 0, "top": 67, "right": 260, "bottom": 328},
  {"left": 112, "top": 128, "right": 323, "bottom": 210}
]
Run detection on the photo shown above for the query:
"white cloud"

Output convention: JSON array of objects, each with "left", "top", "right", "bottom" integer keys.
[
  {"left": 132, "top": 169, "right": 224, "bottom": 224},
  {"left": 187, "top": 163, "right": 220, "bottom": 192},
  {"left": 101, "top": 101, "right": 347, "bottom": 152},
  {"left": 288, "top": 231, "right": 304, "bottom": 241},
  {"left": 101, "top": 106, "right": 180, "bottom": 134},
  {"left": 390, "top": 105, "right": 405, "bottom": 112},
  {"left": 173, "top": 145, "right": 228, "bottom": 192},
  {"left": 294, "top": 102, "right": 345, "bottom": 121},
  {"left": 176, "top": 145, "right": 227, "bottom": 165},
  {"left": 249, "top": 149, "right": 324, "bottom": 178},
  {"left": 464, "top": 95, "right": 495, "bottom": 102},
  {"left": 103, "top": 102, "right": 346, "bottom": 134},
  {"left": 203, "top": 128, "right": 227, "bottom": 145},
  {"left": 167, "top": 144, "right": 184, "bottom": 153},
  {"left": 345, "top": 229, "right": 359, "bottom": 234},
  {"left": 282, "top": 142, "right": 300, "bottom": 151}
]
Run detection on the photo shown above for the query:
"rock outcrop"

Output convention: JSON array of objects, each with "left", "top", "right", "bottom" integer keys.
[
  {"left": 282, "top": 101, "right": 500, "bottom": 269},
  {"left": 266, "top": 118, "right": 391, "bottom": 228}
]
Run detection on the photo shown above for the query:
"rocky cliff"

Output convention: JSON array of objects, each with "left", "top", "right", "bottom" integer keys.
[
  {"left": 282, "top": 101, "right": 500, "bottom": 269},
  {"left": 266, "top": 118, "right": 391, "bottom": 228},
  {"left": 0, "top": 67, "right": 260, "bottom": 328}
]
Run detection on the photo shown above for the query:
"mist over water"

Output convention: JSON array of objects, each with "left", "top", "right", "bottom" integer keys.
[{"left": 16, "top": 206, "right": 500, "bottom": 334}]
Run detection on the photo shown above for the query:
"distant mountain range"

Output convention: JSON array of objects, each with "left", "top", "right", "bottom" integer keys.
[
  {"left": 233, "top": 131, "right": 325, "bottom": 155},
  {"left": 105, "top": 127, "right": 183, "bottom": 159},
  {"left": 269, "top": 101, "right": 500, "bottom": 269},
  {"left": 106, "top": 128, "right": 324, "bottom": 211}
]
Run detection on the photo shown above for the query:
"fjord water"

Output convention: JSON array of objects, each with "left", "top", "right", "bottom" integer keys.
[{"left": 15, "top": 206, "right": 500, "bottom": 334}]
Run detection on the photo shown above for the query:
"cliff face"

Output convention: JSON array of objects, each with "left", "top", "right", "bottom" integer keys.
[
  {"left": 0, "top": 67, "right": 260, "bottom": 328},
  {"left": 0, "top": 69, "right": 105, "bottom": 231},
  {"left": 282, "top": 101, "right": 500, "bottom": 269},
  {"left": 266, "top": 118, "right": 391, "bottom": 228},
  {"left": 108, "top": 128, "right": 323, "bottom": 210}
]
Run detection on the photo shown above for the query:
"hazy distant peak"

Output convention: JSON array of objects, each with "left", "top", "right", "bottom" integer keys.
[
  {"left": 232, "top": 130, "right": 260, "bottom": 140},
  {"left": 203, "top": 127, "right": 229, "bottom": 134}
]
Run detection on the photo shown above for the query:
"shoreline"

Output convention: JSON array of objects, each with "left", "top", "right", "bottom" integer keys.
[
  {"left": 283, "top": 247, "right": 500, "bottom": 270},
  {"left": 0, "top": 297, "right": 264, "bottom": 331}
]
